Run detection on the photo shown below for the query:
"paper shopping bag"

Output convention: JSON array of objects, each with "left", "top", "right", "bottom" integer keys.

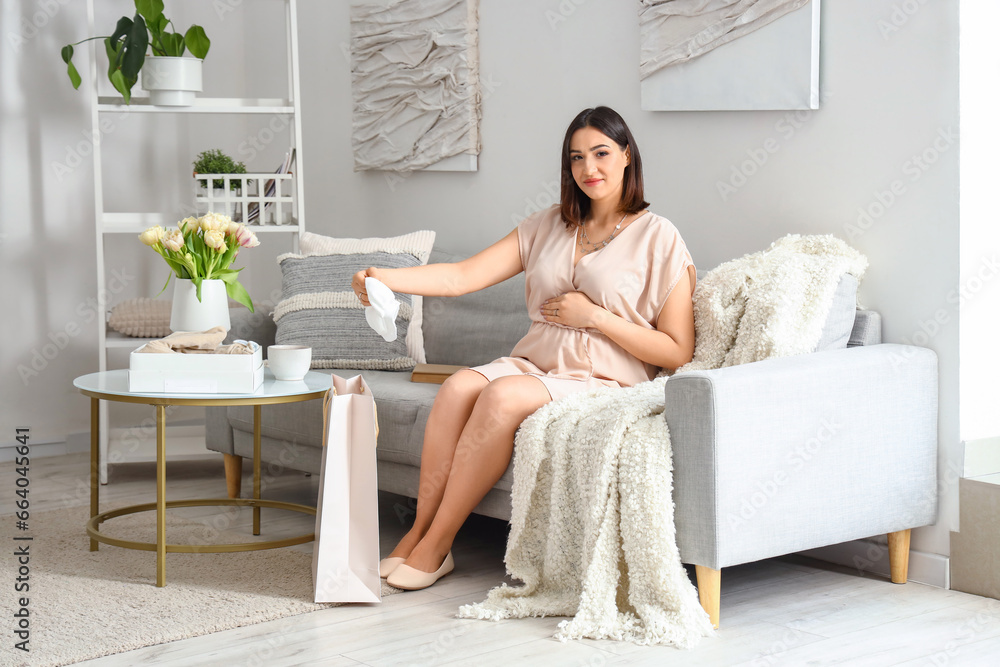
[{"left": 311, "top": 373, "right": 381, "bottom": 603}]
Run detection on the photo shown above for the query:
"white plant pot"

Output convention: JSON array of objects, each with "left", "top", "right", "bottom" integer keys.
[
  {"left": 170, "top": 279, "right": 231, "bottom": 332},
  {"left": 141, "top": 56, "right": 203, "bottom": 106}
]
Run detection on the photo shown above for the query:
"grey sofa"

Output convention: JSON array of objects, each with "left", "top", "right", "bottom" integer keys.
[{"left": 206, "top": 249, "right": 938, "bottom": 626}]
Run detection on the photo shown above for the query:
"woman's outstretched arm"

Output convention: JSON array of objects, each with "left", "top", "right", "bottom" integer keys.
[{"left": 351, "top": 229, "right": 522, "bottom": 305}]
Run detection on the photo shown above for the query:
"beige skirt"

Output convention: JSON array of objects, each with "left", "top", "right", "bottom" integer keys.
[{"left": 468, "top": 356, "right": 621, "bottom": 402}]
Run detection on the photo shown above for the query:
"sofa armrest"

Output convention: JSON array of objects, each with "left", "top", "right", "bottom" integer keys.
[
  {"left": 665, "top": 344, "right": 938, "bottom": 569},
  {"left": 224, "top": 306, "right": 277, "bottom": 349}
]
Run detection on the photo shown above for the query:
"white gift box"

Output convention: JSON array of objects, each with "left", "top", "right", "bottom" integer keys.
[{"left": 128, "top": 345, "right": 263, "bottom": 393}]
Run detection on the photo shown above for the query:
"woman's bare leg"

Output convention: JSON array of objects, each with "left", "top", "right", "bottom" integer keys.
[
  {"left": 386, "top": 369, "right": 489, "bottom": 559},
  {"left": 402, "top": 375, "right": 551, "bottom": 573}
]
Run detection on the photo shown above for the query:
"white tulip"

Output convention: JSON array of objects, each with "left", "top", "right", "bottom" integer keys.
[
  {"left": 138, "top": 225, "right": 165, "bottom": 246},
  {"left": 204, "top": 229, "right": 227, "bottom": 251},
  {"left": 178, "top": 217, "right": 199, "bottom": 234},
  {"left": 162, "top": 229, "right": 185, "bottom": 252},
  {"left": 200, "top": 211, "right": 232, "bottom": 232}
]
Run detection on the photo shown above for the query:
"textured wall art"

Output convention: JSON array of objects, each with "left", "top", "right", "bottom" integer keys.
[
  {"left": 350, "top": 0, "right": 481, "bottom": 172},
  {"left": 638, "top": 0, "right": 820, "bottom": 111}
]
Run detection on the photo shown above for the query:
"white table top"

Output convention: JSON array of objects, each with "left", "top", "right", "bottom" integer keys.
[{"left": 74, "top": 369, "right": 331, "bottom": 402}]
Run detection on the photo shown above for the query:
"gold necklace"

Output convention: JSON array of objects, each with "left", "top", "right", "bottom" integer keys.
[{"left": 578, "top": 213, "right": 627, "bottom": 254}]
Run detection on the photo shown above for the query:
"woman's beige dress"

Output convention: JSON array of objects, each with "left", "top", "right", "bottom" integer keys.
[{"left": 470, "top": 206, "right": 696, "bottom": 400}]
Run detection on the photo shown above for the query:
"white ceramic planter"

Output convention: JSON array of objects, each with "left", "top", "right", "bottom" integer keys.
[
  {"left": 141, "top": 56, "right": 203, "bottom": 106},
  {"left": 170, "top": 278, "right": 231, "bottom": 332}
]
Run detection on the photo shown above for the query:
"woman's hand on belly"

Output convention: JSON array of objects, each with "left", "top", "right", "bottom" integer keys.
[{"left": 540, "top": 291, "right": 603, "bottom": 329}]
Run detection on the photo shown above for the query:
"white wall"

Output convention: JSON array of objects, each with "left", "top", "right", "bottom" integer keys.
[
  {"left": 2, "top": 1, "right": 959, "bottom": 558},
  {"left": 959, "top": 2, "right": 1000, "bottom": 445}
]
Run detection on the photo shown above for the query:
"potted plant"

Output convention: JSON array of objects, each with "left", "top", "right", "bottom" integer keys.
[
  {"left": 61, "top": 0, "right": 210, "bottom": 105},
  {"left": 192, "top": 149, "right": 248, "bottom": 192},
  {"left": 139, "top": 212, "right": 259, "bottom": 331}
]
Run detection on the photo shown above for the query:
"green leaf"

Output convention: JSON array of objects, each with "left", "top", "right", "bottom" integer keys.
[
  {"left": 161, "top": 256, "right": 188, "bottom": 277},
  {"left": 225, "top": 279, "right": 254, "bottom": 312},
  {"left": 66, "top": 61, "right": 82, "bottom": 89},
  {"left": 104, "top": 38, "right": 120, "bottom": 80},
  {"left": 161, "top": 32, "right": 185, "bottom": 57},
  {"left": 218, "top": 243, "right": 239, "bottom": 270},
  {"left": 193, "top": 276, "right": 204, "bottom": 302},
  {"left": 102, "top": 15, "right": 144, "bottom": 104},
  {"left": 110, "top": 69, "right": 131, "bottom": 105},
  {"left": 119, "top": 14, "right": 148, "bottom": 83},
  {"left": 109, "top": 16, "right": 134, "bottom": 48},
  {"left": 62, "top": 45, "right": 82, "bottom": 89},
  {"left": 135, "top": 0, "right": 164, "bottom": 27},
  {"left": 146, "top": 14, "right": 170, "bottom": 54},
  {"left": 216, "top": 267, "right": 242, "bottom": 283},
  {"left": 155, "top": 270, "right": 173, "bottom": 298},
  {"left": 184, "top": 25, "right": 210, "bottom": 59}
]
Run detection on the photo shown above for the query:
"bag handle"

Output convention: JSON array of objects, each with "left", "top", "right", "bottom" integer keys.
[{"left": 321, "top": 377, "right": 379, "bottom": 445}]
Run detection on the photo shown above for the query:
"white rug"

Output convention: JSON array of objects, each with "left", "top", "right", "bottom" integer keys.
[{"left": 0, "top": 506, "right": 397, "bottom": 667}]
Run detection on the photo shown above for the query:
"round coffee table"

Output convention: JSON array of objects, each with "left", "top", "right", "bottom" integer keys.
[{"left": 74, "top": 368, "right": 330, "bottom": 587}]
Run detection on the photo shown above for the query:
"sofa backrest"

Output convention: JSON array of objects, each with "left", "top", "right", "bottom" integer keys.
[
  {"left": 422, "top": 250, "right": 881, "bottom": 366},
  {"left": 422, "top": 250, "right": 532, "bottom": 366}
]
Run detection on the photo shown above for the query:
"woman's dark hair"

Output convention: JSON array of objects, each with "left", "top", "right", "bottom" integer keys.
[{"left": 560, "top": 106, "right": 649, "bottom": 229}]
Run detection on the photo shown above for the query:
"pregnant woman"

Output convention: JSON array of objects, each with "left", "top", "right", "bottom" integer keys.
[{"left": 352, "top": 106, "right": 697, "bottom": 591}]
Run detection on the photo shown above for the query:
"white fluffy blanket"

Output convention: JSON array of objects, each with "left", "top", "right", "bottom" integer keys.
[
  {"left": 683, "top": 234, "right": 868, "bottom": 371},
  {"left": 457, "top": 234, "right": 867, "bottom": 645}
]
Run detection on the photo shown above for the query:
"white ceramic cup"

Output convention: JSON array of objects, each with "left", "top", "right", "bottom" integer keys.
[{"left": 267, "top": 345, "right": 312, "bottom": 381}]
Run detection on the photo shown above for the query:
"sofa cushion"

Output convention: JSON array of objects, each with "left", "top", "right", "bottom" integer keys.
[
  {"left": 298, "top": 230, "right": 435, "bottom": 363},
  {"left": 814, "top": 273, "right": 859, "bottom": 351},
  {"left": 422, "top": 250, "right": 532, "bottom": 366},
  {"left": 274, "top": 252, "right": 420, "bottom": 370},
  {"left": 225, "top": 369, "right": 437, "bottom": 467},
  {"left": 849, "top": 309, "right": 882, "bottom": 347}
]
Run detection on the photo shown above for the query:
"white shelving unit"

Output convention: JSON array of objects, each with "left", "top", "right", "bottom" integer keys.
[{"left": 86, "top": 0, "right": 304, "bottom": 483}]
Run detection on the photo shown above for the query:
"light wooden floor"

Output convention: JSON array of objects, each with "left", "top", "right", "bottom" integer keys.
[{"left": 9, "top": 452, "right": 1000, "bottom": 667}]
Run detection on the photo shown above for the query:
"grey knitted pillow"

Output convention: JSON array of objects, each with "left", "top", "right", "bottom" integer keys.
[{"left": 273, "top": 252, "right": 420, "bottom": 370}]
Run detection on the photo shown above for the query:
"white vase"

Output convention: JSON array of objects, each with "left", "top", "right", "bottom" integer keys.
[
  {"left": 170, "top": 279, "right": 231, "bottom": 332},
  {"left": 141, "top": 56, "right": 203, "bottom": 106}
]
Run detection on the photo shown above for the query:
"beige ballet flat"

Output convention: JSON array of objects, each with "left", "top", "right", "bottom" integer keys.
[
  {"left": 378, "top": 556, "right": 406, "bottom": 578},
  {"left": 386, "top": 552, "right": 455, "bottom": 591}
]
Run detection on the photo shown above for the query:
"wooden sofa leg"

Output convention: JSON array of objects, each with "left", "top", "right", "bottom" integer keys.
[
  {"left": 887, "top": 529, "right": 911, "bottom": 584},
  {"left": 695, "top": 565, "right": 721, "bottom": 628},
  {"left": 223, "top": 454, "right": 243, "bottom": 499}
]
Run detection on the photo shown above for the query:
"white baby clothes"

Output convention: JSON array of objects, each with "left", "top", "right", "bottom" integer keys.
[{"left": 364, "top": 277, "right": 400, "bottom": 342}]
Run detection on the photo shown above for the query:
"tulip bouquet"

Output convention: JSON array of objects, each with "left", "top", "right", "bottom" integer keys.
[{"left": 139, "top": 212, "right": 260, "bottom": 312}]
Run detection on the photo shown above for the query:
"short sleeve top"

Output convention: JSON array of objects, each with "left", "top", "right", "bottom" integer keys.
[{"left": 510, "top": 206, "right": 696, "bottom": 387}]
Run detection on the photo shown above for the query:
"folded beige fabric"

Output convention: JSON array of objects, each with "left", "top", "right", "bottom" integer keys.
[
  {"left": 214, "top": 342, "right": 254, "bottom": 355},
  {"left": 137, "top": 326, "right": 229, "bottom": 354}
]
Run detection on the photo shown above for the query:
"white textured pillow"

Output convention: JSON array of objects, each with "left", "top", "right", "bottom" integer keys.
[
  {"left": 298, "top": 230, "right": 435, "bottom": 364},
  {"left": 108, "top": 298, "right": 173, "bottom": 338}
]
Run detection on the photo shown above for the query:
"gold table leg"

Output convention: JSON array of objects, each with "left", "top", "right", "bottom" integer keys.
[
  {"left": 156, "top": 405, "right": 166, "bottom": 587},
  {"left": 90, "top": 398, "right": 99, "bottom": 552},
  {"left": 253, "top": 405, "right": 261, "bottom": 536}
]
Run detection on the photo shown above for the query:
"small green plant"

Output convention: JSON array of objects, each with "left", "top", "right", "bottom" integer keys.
[
  {"left": 60, "top": 0, "right": 210, "bottom": 105},
  {"left": 192, "top": 149, "right": 247, "bottom": 191}
]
